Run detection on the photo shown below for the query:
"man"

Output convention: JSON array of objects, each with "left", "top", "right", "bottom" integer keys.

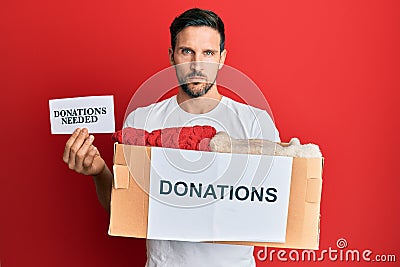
[{"left": 63, "top": 8, "right": 279, "bottom": 267}]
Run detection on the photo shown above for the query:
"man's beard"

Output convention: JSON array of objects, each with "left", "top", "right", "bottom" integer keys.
[
  {"left": 181, "top": 81, "right": 214, "bottom": 98},
  {"left": 179, "top": 71, "right": 216, "bottom": 98}
]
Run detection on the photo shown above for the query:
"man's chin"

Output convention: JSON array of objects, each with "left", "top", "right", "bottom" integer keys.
[
  {"left": 181, "top": 82, "right": 211, "bottom": 98},
  {"left": 187, "top": 82, "right": 207, "bottom": 91}
]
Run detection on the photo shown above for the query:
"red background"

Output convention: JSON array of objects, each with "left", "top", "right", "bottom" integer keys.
[{"left": 1, "top": 0, "right": 399, "bottom": 266}]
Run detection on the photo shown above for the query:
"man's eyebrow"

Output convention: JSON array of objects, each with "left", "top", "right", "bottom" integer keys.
[
  {"left": 203, "top": 49, "right": 219, "bottom": 53},
  {"left": 177, "top": 46, "right": 193, "bottom": 50},
  {"left": 177, "top": 46, "right": 219, "bottom": 53}
]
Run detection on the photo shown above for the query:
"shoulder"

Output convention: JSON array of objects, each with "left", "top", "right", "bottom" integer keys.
[
  {"left": 222, "top": 96, "right": 280, "bottom": 142},
  {"left": 124, "top": 96, "right": 176, "bottom": 128},
  {"left": 135, "top": 96, "right": 175, "bottom": 114},
  {"left": 221, "top": 96, "right": 269, "bottom": 118}
]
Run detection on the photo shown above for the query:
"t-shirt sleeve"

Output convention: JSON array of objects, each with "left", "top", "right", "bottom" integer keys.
[
  {"left": 250, "top": 110, "right": 281, "bottom": 142},
  {"left": 123, "top": 110, "right": 136, "bottom": 129}
]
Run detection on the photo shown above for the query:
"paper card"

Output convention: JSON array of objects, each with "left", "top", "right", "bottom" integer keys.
[
  {"left": 147, "top": 147, "right": 293, "bottom": 243},
  {"left": 49, "top": 95, "right": 115, "bottom": 134}
]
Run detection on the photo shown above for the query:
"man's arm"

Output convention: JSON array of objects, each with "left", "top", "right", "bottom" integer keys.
[
  {"left": 92, "top": 165, "right": 112, "bottom": 212},
  {"left": 63, "top": 128, "right": 112, "bottom": 212}
]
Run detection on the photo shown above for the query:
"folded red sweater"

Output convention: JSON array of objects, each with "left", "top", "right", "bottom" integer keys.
[{"left": 112, "top": 126, "right": 217, "bottom": 151}]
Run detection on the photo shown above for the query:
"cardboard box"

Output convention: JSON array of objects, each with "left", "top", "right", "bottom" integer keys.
[{"left": 109, "top": 143, "right": 323, "bottom": 249}]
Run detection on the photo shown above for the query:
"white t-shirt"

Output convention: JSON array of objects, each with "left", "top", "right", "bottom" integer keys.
[{"left": 124, "top": 95, "right": 280, "bottom": 267}]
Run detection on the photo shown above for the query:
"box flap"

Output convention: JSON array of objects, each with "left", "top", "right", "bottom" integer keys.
[
  {"left": 305, "top": 158, "right": 323, "bottom": 203},
  {"left": 306, "top": 178, "right": 322, "bottom": 203},
  {"left": 306, "top": 158, "right": 323, "bottom": 179},
  {"left": 113, "top": 165, "right": 130, "bottom": 189},
  {"left": 113, "top": 142, "right": 126, "bottom": 165},
  {"left": 109, "top": 145, "right": 151, "bottom": 238}
]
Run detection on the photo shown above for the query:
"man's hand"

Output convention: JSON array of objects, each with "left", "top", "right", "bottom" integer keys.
[{"left": 63, "top": 128, "right": 106, "bottom": 176}]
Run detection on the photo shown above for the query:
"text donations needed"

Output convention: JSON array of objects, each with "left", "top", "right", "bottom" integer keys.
[{"left": 54, "top": 107, "right": 107, "bottom": 124}]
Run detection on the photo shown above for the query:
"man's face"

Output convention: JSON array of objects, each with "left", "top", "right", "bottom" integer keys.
[{"left": 169, "top": 26, "right": 227, "bottom": 98}]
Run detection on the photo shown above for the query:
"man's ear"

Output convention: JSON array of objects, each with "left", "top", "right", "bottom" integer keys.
[
  {"left": 168, "top": 47, "right": 175, "bottom": 65},
  {"left": 218, "top": 49, "right": 227, "bottom": 69}
]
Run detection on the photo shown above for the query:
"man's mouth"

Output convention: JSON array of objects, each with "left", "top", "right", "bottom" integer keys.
[{"left": 186, "top": 76, "right": 207, "bottom": 83}]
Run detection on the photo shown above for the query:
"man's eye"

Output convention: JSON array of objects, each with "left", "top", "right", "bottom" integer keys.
[
  {"left": 205, "top": 51, "right": 214, "bottom": 56},
  {"left": 182, "top": 49, "right": 192, "bottom": 54}
]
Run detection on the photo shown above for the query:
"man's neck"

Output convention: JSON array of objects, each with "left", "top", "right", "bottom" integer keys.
[{"left": 176, "top": 85, "right": 222, "bottom": 114}]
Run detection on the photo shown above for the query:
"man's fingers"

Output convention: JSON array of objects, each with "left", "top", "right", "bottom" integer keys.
[
  {"left": 63, "top": 128, "right": 81, "bottom": 163},
  {"left": 68, "top": 128, "right": 89, "bottom": 169},
  {"left": 75, "top": 134, "right": 95, "bottom": 169},
  {"left": 83, "top": 146, "right": 97, "bottom": 169}
]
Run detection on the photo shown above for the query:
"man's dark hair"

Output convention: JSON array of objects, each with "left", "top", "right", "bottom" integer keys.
[{"left": 170, "top": 8, "right": 225, "bottom": 53}]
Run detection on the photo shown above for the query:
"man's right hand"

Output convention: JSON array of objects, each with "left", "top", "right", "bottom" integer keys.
[{"left": 63, "top": 128, "right": 106, "bottom": 176}]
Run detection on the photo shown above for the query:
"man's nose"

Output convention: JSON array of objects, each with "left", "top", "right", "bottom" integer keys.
[
  {"left": 189, "top": 52, "right": 205, "bottom": 71},
  {"left": 190, "top": 59, "right": 204, "bottom": 72}
]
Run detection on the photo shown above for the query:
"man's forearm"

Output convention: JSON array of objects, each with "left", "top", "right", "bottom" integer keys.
[{"left": 92, "top": 165, "right": 113, "bottom": 213}]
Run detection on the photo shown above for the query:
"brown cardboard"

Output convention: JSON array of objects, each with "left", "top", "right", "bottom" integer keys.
[{"left": 109, "top": 144, "right": 323, "bottom": 250}]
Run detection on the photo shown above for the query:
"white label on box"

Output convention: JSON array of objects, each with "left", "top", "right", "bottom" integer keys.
[
  {"left": 49, "top": 95, "right": 115, "bottom": 134},
  {"left": 147, "top": 147, "right": 293, "bottom": 243}
]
